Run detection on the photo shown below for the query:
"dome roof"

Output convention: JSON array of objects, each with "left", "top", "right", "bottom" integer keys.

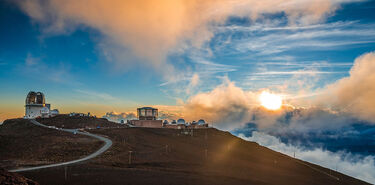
[
  {"left": 26, "top": 91, "right": 45, "bottom": 105},
  {"left": 177, "top": 118, "right": 185, "bottom": 125},
  {"left": 197, "top": 119, "right": 206, "bottom": 125},
  {"left": 40, "top": 107, "right": 50, "bottom": 114}
]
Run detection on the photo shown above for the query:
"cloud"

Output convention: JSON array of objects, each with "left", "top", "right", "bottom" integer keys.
[
  {"left": 322, "top": 51, "right": 375, "bottom": 123},
  {"left": 16, "top": 0, "right": 359, "bottom": 76},
  {"left": 75, "top": 89, "right": 118, "bottom": 101},
  {"left": 217, "top": 20, "right": 375, "bottom": 56},
  {"left": 179, "top": 49, "right": 375, "bottom": 130},
  {"left": 254, "top": 70, "right": 344, "bottom": 75},
  {"left": 182, "top": 77, "right": 260, "bottom": 130},
  {"left": 239, "top": 131, "right": 375, "bottom": 184},
  {"left": 103, "top": 111, "right": 136, "bottom": 123},
  {"left": 185, "top": 73, "right": 200, "bottom": 94},
  {"left": 17, "top": 53, "right": 77, "bottom": 85},
  {"left": 25, "top": 53, "right": 38, "bottom": 66}
]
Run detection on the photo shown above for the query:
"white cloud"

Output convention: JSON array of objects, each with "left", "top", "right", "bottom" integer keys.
[
  {"left": 216, "top": 21, "right": 375, "bottom": 56},
  {"left": 254, "top": 70, "right": 344, "bottom": 75},
  {"left": 322, "top": 51, "right": 375, "bottom": 123}
]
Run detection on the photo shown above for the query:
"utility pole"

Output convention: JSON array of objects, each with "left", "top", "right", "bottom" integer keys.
[
  {"left": 129, "top": 151, "right": 133, "bottom": 165},
  {"left": 205, "top": 148, "right": 208, "bottom": 159},
  {"left": 64, "top": 166, "right": 67, "bottom": 181}
]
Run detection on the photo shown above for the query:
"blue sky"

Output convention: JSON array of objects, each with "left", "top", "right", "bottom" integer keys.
[{"left": 1, "top": 0, "right": 375, "bottom": 122}]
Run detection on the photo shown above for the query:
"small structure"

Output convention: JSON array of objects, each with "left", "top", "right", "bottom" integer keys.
[
  {"left": 69, "top": 112, "right": 91, "bottom": 117},
  {"left": 25, "top": 91, "right": 59, "bottom": 119},
  {"left": 138, "top": 107, "right": 158, "bottom": 120},
  {"left": 177, "top": 118, "right": 185, "bottom": 125},
  {"left": 129, "top": 107, "right": 163, "bottom": 128},
  {"left": 163, "top": 118, "right": 208, "bottom": 129}
]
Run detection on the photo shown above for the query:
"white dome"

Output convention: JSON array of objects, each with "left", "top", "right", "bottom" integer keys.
[
  {"left": 197, "top": 119, "right": 206, "bottom": 125},
  {"left": 50, "top": 109, "right": 59, "bottom": 115},
  {"left": 177, "top": 119, "right": 185, "bottom": 125},
  {"left": 41, "top": 107, "right": 50, "bottom": 114}
]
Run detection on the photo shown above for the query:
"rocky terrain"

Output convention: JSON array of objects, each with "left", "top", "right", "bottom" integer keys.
[
  {"left": 36, "top": 114, "right": 127, "bottom": 129},
  {"left": 0, "top": 169, "right": 38, "bottom": 185},
  {"left": 0, "top": 119, "right": 103, "bottom": 169}
]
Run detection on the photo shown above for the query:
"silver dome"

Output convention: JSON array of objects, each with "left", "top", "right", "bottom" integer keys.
[
  {"left": 177, "top": 118, "right": 185, "bottom": 125},
  {"left": 197, "top": 119, "right": 206, "bottom": 125}
]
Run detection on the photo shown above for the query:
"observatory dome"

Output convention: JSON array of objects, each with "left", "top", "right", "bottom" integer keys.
[
  {"left": 177, "top": 119, "right": 185, "bottom": 125},
  {"left": 40, "top": 107, "right": 50, "bottom": 114},
  {"left": 197, "top": 119, "right": 206, "bottom": 125},
  {"left": 26, "top": 91, "right": 45, "bottom": 105}
]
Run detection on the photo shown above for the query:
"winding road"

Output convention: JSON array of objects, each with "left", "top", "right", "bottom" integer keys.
[{"left": 9, "top": 119, "right": 112, "bottom": 172}]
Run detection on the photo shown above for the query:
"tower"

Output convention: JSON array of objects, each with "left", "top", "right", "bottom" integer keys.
[{"left": 25, "top": 91, "right": 49, "bottom": 119}]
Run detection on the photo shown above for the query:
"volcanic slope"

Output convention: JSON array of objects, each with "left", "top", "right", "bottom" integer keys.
[
  {"left": 0, "top": 118, "right": 103, "bottom": 169},
  {"left": 0, "top": 168, "right": 39, "bottom": 185},
  {"left": 36, "top": 114, "right": 127, "bottom": 129},
  {"left": 19, "top": 124, "right": 370, "bottom": 185}
]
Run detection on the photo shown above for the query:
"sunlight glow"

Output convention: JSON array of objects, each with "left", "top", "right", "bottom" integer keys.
[{"left": 259, "top": 91, "right": 282, "bottom": 110}]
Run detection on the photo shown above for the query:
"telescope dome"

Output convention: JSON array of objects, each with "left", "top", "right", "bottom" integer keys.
[
  {"left": 197, "top": 119, "right": 206, "bottom": 125},
  {"left": 177, "top": 119, "right": 185, "bottom": 125},
  {"left": 26, "top": 91, "right": 45, "bottom": 105}
]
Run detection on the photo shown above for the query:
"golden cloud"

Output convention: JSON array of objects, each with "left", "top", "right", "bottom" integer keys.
[
  {"left": 17, "top": 0, "right": 351, "bottom": 76},
  {"left": 324, "top": 51, "right": 375, "bottom": 122}
]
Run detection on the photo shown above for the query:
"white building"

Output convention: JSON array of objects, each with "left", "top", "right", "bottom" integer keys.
[{"left": 25, "top": 91, "right": 59, "bottom": 119}]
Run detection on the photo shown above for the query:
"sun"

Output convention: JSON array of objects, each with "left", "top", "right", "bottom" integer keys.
[{"left": 259, "top": 91, "right": 282, "bottom": 110}]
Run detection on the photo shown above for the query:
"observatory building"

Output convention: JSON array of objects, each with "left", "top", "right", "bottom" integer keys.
[
  {"left": 25, "top": 91, "right": 59, "bottom": 119},
  {"left": 128, "top": 107, "right": 208, "bottom": 129},
  {"left": 129, "top": 107, "right": 163, "bottom": 128},
  {"left": 137, "top": 107, "right": 158, "bottom": 120}
]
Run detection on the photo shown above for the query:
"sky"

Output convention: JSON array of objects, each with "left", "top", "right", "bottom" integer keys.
[
  {"left": 1, "top": 0, "right": 375, "bottom": 183},
  {"left": 1, "top": 0, "right": 375, "bottom": 123}
]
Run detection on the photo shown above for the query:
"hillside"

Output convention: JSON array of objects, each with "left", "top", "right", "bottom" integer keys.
[
  {"left": 0, "top": 119, "right": 103, "bottom": 170},
  {"left": 0, "top": 168, "right": 39, "bottom": 185},
  {"left": 36, "top": 114, "right": 126, "bottom": 129},
  {"left": 8, "top": 117, "right": 370, "bottom": 185}
]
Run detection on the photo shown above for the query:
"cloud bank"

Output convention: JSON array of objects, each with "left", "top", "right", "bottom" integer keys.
[
  {"left": 179, "top": 51, "right": 375, "bottom": 130},
  {"left": 103, "top": 111, "right": 136, "bottom": 123},
  {"left": 17, "top": 0, "right": 359, "bottom": 76},
  {"left": 323, "top": 52, "right": 375, "bottom": 123}
]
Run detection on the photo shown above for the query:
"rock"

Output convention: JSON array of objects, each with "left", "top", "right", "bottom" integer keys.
[{"left": 0, "top": 169, "right": 39, "bottom": 185}]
